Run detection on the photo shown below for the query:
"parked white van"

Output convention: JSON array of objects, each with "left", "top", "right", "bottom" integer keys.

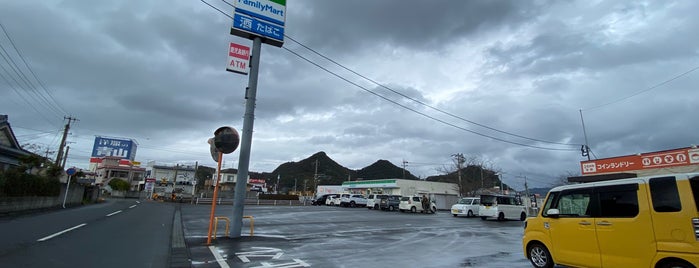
[
  {"left": 366, "top": 194, "right": 387, "bottom": 210},
  {"left": 523, "top": 173, "right": 699, "bottom": 268},
  {"left": 479, "top": 194, "right": 527, "bottom": 221},
  {"left": 451, "top": 197, "right": 480, "bottom": 217}
]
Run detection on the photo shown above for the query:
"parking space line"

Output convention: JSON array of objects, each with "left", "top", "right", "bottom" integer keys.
[
  {"left": 129, "top": 205, "right": 137, "bottom": 209},
  {"left": 208, "top": 245, "right": 230, "bottom": 268},
  {"left": 37, "top": 223, "right": 87, "bottom": 242},
  {"left": 106, "top": 210, "right": 122, "bottom": 217}
]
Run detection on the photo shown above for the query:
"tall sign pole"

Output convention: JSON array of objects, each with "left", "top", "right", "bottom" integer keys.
[
  {"left": 231, "top": 37, "right": 262, "bottom": 237},
  {"left": 227, "top": 0, "right": 285, "bottom": 238}
]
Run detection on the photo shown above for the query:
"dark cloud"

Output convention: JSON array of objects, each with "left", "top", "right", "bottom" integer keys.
[{"left": 2, "top": 0, "right": 698, "bottom": 189}]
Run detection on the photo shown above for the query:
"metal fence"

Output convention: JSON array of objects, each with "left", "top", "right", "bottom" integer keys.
[{"left": 194, "top": 197, "right": 308, "bottom": 206}]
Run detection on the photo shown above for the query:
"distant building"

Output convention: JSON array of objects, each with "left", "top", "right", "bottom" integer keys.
[
  {"left": 91, "top": 156, "right": 146, "bottom": 190},
  {"left": 341, "top": 179, "right": 459, "bottom": 210},
  {"left": 571, "top": 145, "right": 699, "bottom": 183},
  {"left": 0, "top": 115, "right": 32, "bottom": 171},
  {"left": 145, "top": 161, "right": 196, "bottom": 186}
]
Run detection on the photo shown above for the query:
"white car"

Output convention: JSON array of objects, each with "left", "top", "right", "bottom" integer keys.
[
  {"left": 330, "top": 194, "right": 349, "bottom": 206},
  {"left": 325, "top": 194, "right": 339, "bottom": 206},
  {"left": 399, "top": 195, "right": 436, "bottom": 213},
  {"left": 451, "top": 197, "right": 480, "bottom": 217},
  {"left": 366, "top": 194, "right": 387, "bottom": 210}
]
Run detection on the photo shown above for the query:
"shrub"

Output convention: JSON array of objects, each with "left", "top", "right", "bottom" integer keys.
[
  {"left": 108, "top": 178, "right": 130, "bottom": 191},
  {"left": 0, "top": 169, "right": 59, "bottom": 197}
]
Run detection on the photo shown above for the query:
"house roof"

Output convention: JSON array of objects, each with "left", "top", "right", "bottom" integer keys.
[{"left": 0, "top": 115, "right": 32, "bottom": 160}]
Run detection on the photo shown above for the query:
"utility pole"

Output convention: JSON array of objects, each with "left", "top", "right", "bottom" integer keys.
[
  {"left": 314, "top": 159, "right": 319, "bottom": 195},
  {"left": 173, "top": 164, "right": 179, "bottom": 184},
  {"left": 579, "top": 109, "right": 591, "bottom": 161},
  {"left": 452, "top": 153, "right": 465, "bottom": 196},
  {"left": 60, "top": 146, "right": 70, "bottom": 169},
  {"left": 402, "top": 159, "right": 408, "bottom": 180},
  {"left": 55, "top": 116, "right": 77, "bottom": 166}
]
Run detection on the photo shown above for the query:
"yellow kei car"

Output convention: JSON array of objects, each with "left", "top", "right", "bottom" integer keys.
[{"left": 522, "top": 173, "right": 699, "bottom": 268}]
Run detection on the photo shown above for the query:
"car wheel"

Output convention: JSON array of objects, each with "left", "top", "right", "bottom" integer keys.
[
  {"left": 497, "top": 212, "right": 505, "bottom": 221},
  {"left": 657, "top": 259, "right": 694, "bottom": 268},
  {"left": 350, "top": 201, "right": 356, "bottom": 208},
  {"left": 520, "top": 212, "right": 527, "bottom": 221},
  {"left": 389, "top": 205, "right": 395, "bottom": 211},
  {"left": 374, "top": 204, "right": 379, "bottom": 210},
  {"left": 410, "top": 206, "right": 416, "bottom": 213},
  {"left": 467, "top": 210, "right": 474, "bottom": 217},
  {"left": 527, "top": 243, "right": 553, "bottom": 268}
]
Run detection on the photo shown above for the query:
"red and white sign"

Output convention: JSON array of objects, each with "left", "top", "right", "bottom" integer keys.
[
  {"left": 581, "top": 147, "right": 698, "bottom": 175},
  {"left": 226, "top": 42, "right": 250, "bottom": 75}
]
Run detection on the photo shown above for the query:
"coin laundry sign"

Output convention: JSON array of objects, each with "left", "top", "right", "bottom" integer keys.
[
  {"left": 226, "top": 42, "right": 250, "bottom": 75},
  {"left": 581, "top": 146, "right": 699, "bottom": 175}
]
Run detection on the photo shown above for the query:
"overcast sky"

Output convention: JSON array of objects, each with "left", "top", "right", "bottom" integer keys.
[{"left": 2, "top": 0, "right": 698, "bottom": 189}]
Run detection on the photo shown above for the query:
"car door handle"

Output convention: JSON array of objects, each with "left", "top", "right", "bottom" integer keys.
[
  {"left": 578, "top": 221, "right": 592, "bottom": 226},
  {"left": 597, "top": 221, "right": 612, "bottom": 226}
]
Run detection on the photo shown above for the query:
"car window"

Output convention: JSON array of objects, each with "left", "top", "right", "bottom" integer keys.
[
  {"left": 689, "top": 176, "right": 699, "bottom": 212},
  {"left": 480, "top": 195, "right": 495, "bottom": 206},
  {"left": 412, "top": 197, "right": 420, "bottom": 201},
  {"left": 473, "top": 199, "right": 479, "bottom": 205},
  {"left": 556, "top": 191, "right": 591, "bottom": 217},
  {"left": 541, "top": 191, "right": 560, "bottom": 217},
  {"left": 400, "top": 197, "right": 409, "bottom": 201},
  {"left": 649, "top": 176, "right": 681, "bottom": 212},
  {"left": 597, "top": 184, "right": 639, "bottom": 218}
]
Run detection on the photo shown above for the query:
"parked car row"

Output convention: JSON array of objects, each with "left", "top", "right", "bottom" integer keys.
[{"left": 312, "top": 193, "right": 368, "bottom": 207}]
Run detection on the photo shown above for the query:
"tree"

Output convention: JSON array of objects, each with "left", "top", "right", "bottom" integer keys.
[
  {"left": 108, "top": 178, "right": 130, "bottom": 191},
  {"left": 553, "top": 171, "right": 580, "bottom": 187}
]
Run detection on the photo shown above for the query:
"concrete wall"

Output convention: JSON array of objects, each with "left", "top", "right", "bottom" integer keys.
[{"left": 0, "top": 184, "right": 85, "bottom": 214}]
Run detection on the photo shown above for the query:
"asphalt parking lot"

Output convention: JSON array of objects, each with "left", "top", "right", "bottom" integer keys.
[{"left": 180, "top": 204, "right": 533, "bottom": 268}]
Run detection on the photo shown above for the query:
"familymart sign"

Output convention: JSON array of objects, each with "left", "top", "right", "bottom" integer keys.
[{"left": 231, "top": 0, "right": 286, "bottom": 47}]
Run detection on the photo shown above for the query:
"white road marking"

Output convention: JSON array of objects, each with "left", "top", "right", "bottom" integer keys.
[
  {"left": 209, "top": 245, "right": 230, "bottom": 268},
  {"left": 37, "top": 223, "right": 87, "bottom": 242},
  {"left": 129, "top": 205, "right": 137, "bottom": 209},
  {"left": 106, "top": 210, "right": 122, "bottom": 217},
  {"left": 136, "top": 201, "right": 140, "bottom": 204}
]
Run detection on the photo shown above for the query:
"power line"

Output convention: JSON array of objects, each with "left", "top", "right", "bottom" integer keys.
[
  {"left": 0, "top": 64, "right": 58, "bottom": 126},
  {"left": 283, "top": 35, "right": 578, "bottom": 147},
  {"left": 583, "top": 65, "right": 699, "bottom": 111},
  {"left": 0, "top": 20, "right": 68, "bottom": 115},
  {"left": 283, "top": 47, "right": 576, "bottom": 151},
  {"left": 0, "top": 40, "right": 63, "bottom": 116},
  {"left": 216, "top": 0, "right": 576, "bottom": 147},
  {"left": 202, "top": 0, "right": 578, "bottom": 152}
]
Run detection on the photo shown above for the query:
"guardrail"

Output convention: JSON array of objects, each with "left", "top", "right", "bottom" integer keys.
[
  {"left": 211, "top": 216, "right": 254, "bottom": 239},
  {"left": 195, "top": 198, "right": 307, "bottom": 206}
]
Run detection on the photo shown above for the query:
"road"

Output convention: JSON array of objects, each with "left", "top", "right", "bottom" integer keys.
[
  {"left": 183, "top": 204, "right": 534, "bottom": 268},
  {"left": 0, "top": 198, "right": 176, "bottom": 268}
]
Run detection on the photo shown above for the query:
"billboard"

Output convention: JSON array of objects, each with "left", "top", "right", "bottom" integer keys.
[
  {"left": 581, "top": 146, "right": 699, "bottom": 175},
  {"left": 230, "top": 0, "right": 285, "bottom": 47},
  {"left": 227, "top": 42, "right": 250, "bottom": 74},
  {"left": 91, "top": 137, "right": 137, "bottom": 160}
]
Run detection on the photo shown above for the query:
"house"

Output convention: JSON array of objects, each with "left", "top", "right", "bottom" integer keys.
[
  {"left": 0, "top": 115, "right": 32, "bottom": 171},
  {"left": 91, "top": 156, "right": 146, "bottom": 190}
]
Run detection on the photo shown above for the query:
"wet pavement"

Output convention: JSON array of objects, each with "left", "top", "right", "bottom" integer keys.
[{"left": 180, "top": 204, "right": 533, "bottom": 268}]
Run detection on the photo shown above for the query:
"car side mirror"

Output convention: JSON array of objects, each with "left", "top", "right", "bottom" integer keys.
[{"left": 546, "top": 208, "right": 560, "bottom": 218}]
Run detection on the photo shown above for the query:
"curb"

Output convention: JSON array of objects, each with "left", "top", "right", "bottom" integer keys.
[{"left": 170, "top": 205, "right": 191, "bottom": 268}]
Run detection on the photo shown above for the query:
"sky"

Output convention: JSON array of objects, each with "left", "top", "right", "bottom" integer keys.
[{"left": 1, "top": 0, "right": 698, "bottom": 190}]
